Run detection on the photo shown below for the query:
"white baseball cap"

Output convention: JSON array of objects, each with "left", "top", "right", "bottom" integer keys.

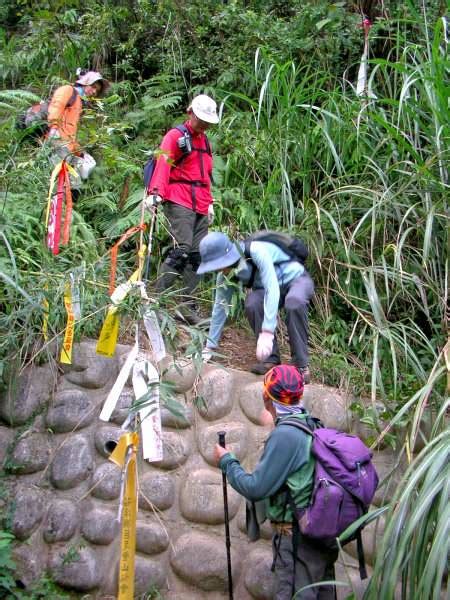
[{"left": 189, "top": 94, "right": 220, "bottom": 124}]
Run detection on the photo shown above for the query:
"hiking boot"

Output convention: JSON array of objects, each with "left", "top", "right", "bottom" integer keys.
[
  {"left": 250, "top": 361, "right": 280, "bottom": 376},
  {"left": 176, "top": 305, "right": 204, "bottom": 326}
]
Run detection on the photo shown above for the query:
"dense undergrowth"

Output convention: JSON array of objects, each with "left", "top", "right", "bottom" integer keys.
[{"left": 0, "top": 1, "right": 448, "bottom": 598}]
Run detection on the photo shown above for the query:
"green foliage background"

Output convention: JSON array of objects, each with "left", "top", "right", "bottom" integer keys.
[{"left": 0, "top": 2, "right": 448, "bottom": 595}]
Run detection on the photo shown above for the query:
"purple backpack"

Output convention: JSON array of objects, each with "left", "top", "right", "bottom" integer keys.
[{"left": 281, "top": 418, "right": 379, "bottom": 578}]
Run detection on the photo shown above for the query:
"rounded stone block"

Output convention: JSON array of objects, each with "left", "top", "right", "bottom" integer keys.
[
  {"left": 139, "top": 472, "right": 175, "bottom": 511},
  {"left": 198, "top": 421, "right": 249, "bottom": 467},
  {"left": 302, "top": 384, "right": 352, "bottom": 431},
  {"left": 160, "top": 357, "right": 198, "bottom": 393},
  {"left": 171, "top": 531, "right": 241, "bottom": 592},
  {"left": 49, "top": 545, "right": 101, "bottom": 591},
  {"left": 0, "top": 364, "right": 52, "bottom": 426},
  {"left": 134, "top": 556, "right": 167, "bottom": 596},
  {"left": 46, "top": 388, "right": 94, "bottom": 433},
  {"left": 0, "top": 426, "right": 15, "bottom": 467},
  {"left": 91, "top": 462, "right": 122, "bottom": 501},
  {"left": 82, "top": 507, "right": 119, "bottom": 545},
  {"left": 153, "top": 431, "right": 191, "bottom": 470},
  {"left": 238, "top": 380, "right": 265, "bottom": 425},
  {"left": 180, "top": 469, "right": 241, "bottom": 525},
  {"left": 136, "top": 521, "right": 170, "bottom": 555},
  {"left": 344, "top": 510, "right": 385, "bottom": 567},
  {"left": 13, "top": 537, "right": 47, "bottom": 587},
  {"left": 43, "top": 499, "right": 80, "bottom": 543},
  {"left": 11, "top": 486, "right": 46, "bottom": 541},
  {"left": 244, "top": 547, "right": 276, "bottom": 599},
  {"left": 110, "top": 387, "right": 133, "bottom": 426},
  {"left": 371, "top": 449, "right": 405, "bottom": 507},
  {"left": 8, "top": 432, "right": 51, "bottom": 474},
  {"left": 64, "top": 341, "right": 118, "bottom": 389},
  {"left": 94, "top": 424, "right": 123, "bottom": 458},
  {"left": 50, "top": 434, "right": 94, "bottom": 490},
  {"left": 161, "top": 401, "right": 193, "bottom": 429},
  {"left": 196, "top": 367, "right": 234, "bottom": 421}
]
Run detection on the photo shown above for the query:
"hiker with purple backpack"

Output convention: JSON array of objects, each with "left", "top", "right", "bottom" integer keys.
[{"left": 214, "top": 364, "right": 378, "bottom": 599}]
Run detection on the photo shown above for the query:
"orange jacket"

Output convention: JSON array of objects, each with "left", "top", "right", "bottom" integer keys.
[{"left": 47, "top": 85, "right": 82, "bottom": 154}]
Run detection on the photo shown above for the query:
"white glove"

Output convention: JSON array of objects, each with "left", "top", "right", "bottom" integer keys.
[
  {"left": 208, "top": 204, "right": 214, "bottom": 225},
  {"left": 144, "top": 194, "right": 162, "bottom": 210},
  {"left": 202, "top": 346, "right": 214, "bottom": 363},
  {"left": 47, "top": 127, "right": 61, "bottom": 139},
  {"left": 256, "top": 331, "right": 274, "bottom": 361}
]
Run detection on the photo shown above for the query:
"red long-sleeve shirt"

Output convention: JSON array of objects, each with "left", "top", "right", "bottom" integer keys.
[{"left": 148, "top": 121, "right": 213, "bottom": 215}]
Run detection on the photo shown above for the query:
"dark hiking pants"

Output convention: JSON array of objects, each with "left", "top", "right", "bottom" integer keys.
[
  {"left": 157, "top": 202, "right": 208, "bottom": 295},
  {"left": 244, "top": 271, "right": 315, "bottom": 368},
  {"left": 272, "top": 532, "right": 338, "bottom": 599}
]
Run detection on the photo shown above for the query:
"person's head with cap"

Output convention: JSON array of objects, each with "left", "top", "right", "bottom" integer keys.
[
  {"left": 197, "top": 232, "right": 241, "bottom": 275},
  {"left": 262, "top": 364, "right": 305, "bottom": 422},
  {"left": 187, "top": 94, "right": 220, "bottom": 134},
  {"left": 76, "top": 70, "right": 110, "bottom": 98}
]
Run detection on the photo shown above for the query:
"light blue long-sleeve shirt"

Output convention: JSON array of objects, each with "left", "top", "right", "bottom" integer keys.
[{"left": 206, "top": 241, "right": 304, "bottom": 348}]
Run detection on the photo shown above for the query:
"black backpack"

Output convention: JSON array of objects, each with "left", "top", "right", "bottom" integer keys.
[
  {"left": 143, "top": 124, "right": 211, "bottom": 191},
  {"left": 16, "top": 86, "right": 79, "bottom": 138},
  {"left": 243, "top": 230, "right": 309, "bottom": 288}
]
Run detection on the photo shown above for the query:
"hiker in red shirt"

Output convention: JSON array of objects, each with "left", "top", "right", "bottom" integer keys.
[{"left": 146, "top": 94, "right": 220, "bottom": 324}]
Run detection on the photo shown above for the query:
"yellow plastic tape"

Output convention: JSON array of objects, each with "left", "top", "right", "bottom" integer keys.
[
  {"left": 110, "top": 433, "right": 139, "bottom": 600},
  {"left": 97, "top": 266, "right": 142, "bottom": 358},
  {"left": 96, "top": 306, "right": 120, "bottom": 358},
  {"left": 45, "top": 161, "right": 63, "bottom": 227},
  {"left": 60, "top": 283, "right": 75, "bottom": 364},
  {"left": 42, "top": 297, "right": 49, "bottom": 342}
]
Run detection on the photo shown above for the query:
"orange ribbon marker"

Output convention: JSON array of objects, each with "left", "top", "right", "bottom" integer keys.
[{"left": 109, "top": 224, "right": 146, "bottom": 296}]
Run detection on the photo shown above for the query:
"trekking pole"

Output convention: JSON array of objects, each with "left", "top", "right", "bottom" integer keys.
[{"left": 218, "top": 431, "right": 233, "bottom": 600}]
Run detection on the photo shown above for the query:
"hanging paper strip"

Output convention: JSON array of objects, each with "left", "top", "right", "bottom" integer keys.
[
  {"left": 60, "top": 282, "right": 75, "bottom": 364},
  {"left": 109, "top": 224, "right": 146, "bottom": 296},
  {"left": 109, "top": 432, "right": 139, "bottom": 600},
  {"left": 99, "top": 340, "right": 139, "bottom": 421},
  {"left": 132, "top": 354, "right": 163, "bottom": 462},
  {"left": 143, "top": 309, "right": 166, "bottom": 362}
]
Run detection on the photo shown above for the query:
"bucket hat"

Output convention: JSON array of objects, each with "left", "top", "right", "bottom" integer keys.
[
  {"left": 189, "top": 94, "right": 220, "bottom": 124},
  {"left": 197, "top": 232, "right": 241, "bottom": 274}
]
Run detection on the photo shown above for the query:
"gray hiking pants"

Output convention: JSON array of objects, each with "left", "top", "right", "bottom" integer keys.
[
  {"left": 272, "top": 532, "right": 338, "bottom": 599},
  {"left": 157, "top": 202, "right": 208, "bottom": 296},
  {"left": 244, "top": 271, "right": 315, "bottom": 368}
]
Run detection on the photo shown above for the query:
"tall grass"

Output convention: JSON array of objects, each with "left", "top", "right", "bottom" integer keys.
[{"left": 220, "top": 15, "right": 448, "bottom": 415}]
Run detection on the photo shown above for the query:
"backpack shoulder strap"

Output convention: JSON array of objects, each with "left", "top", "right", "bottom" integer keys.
[
  {"left": 174, "top": 124, "right": 189, "bottom": 137},
  {"left": 204, "top": 134, "right": 212, "bottom": 156},
  {"left": 67, "top": 86, "right": 79, "bottom": 108},
  {"left": 277, "top": 416, "right": 314, "bottom": 436}
]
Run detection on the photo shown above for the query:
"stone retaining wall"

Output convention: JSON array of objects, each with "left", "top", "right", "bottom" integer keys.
[{"left": 0, "top": 341, "right": 399, "bottom": 599}]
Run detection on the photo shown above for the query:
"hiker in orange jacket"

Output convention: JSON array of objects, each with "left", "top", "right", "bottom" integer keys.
[{"left": 47, "top": 70, "right": 109, "bottom": 193}]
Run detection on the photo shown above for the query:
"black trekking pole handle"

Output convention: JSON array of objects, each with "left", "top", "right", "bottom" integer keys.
[{"left": 218, "top": 431, "right": 233, "bottom": 600}]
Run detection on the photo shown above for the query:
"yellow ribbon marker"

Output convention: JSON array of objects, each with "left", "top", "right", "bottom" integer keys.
[
  {"left": 109, "top": 432, "right": 139, "bottom": 600},
  {"left": 60, "top": 282, "right": 75, "bottom": 364},
  {"left": 96, "top": 267, "right": 142, "bottom": 358},
  {"left": 96, "top": 307, "right": 120, "bottom": 358},
  {"left": 42, "top": 297, "right": 49, "bottom": 342}
]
